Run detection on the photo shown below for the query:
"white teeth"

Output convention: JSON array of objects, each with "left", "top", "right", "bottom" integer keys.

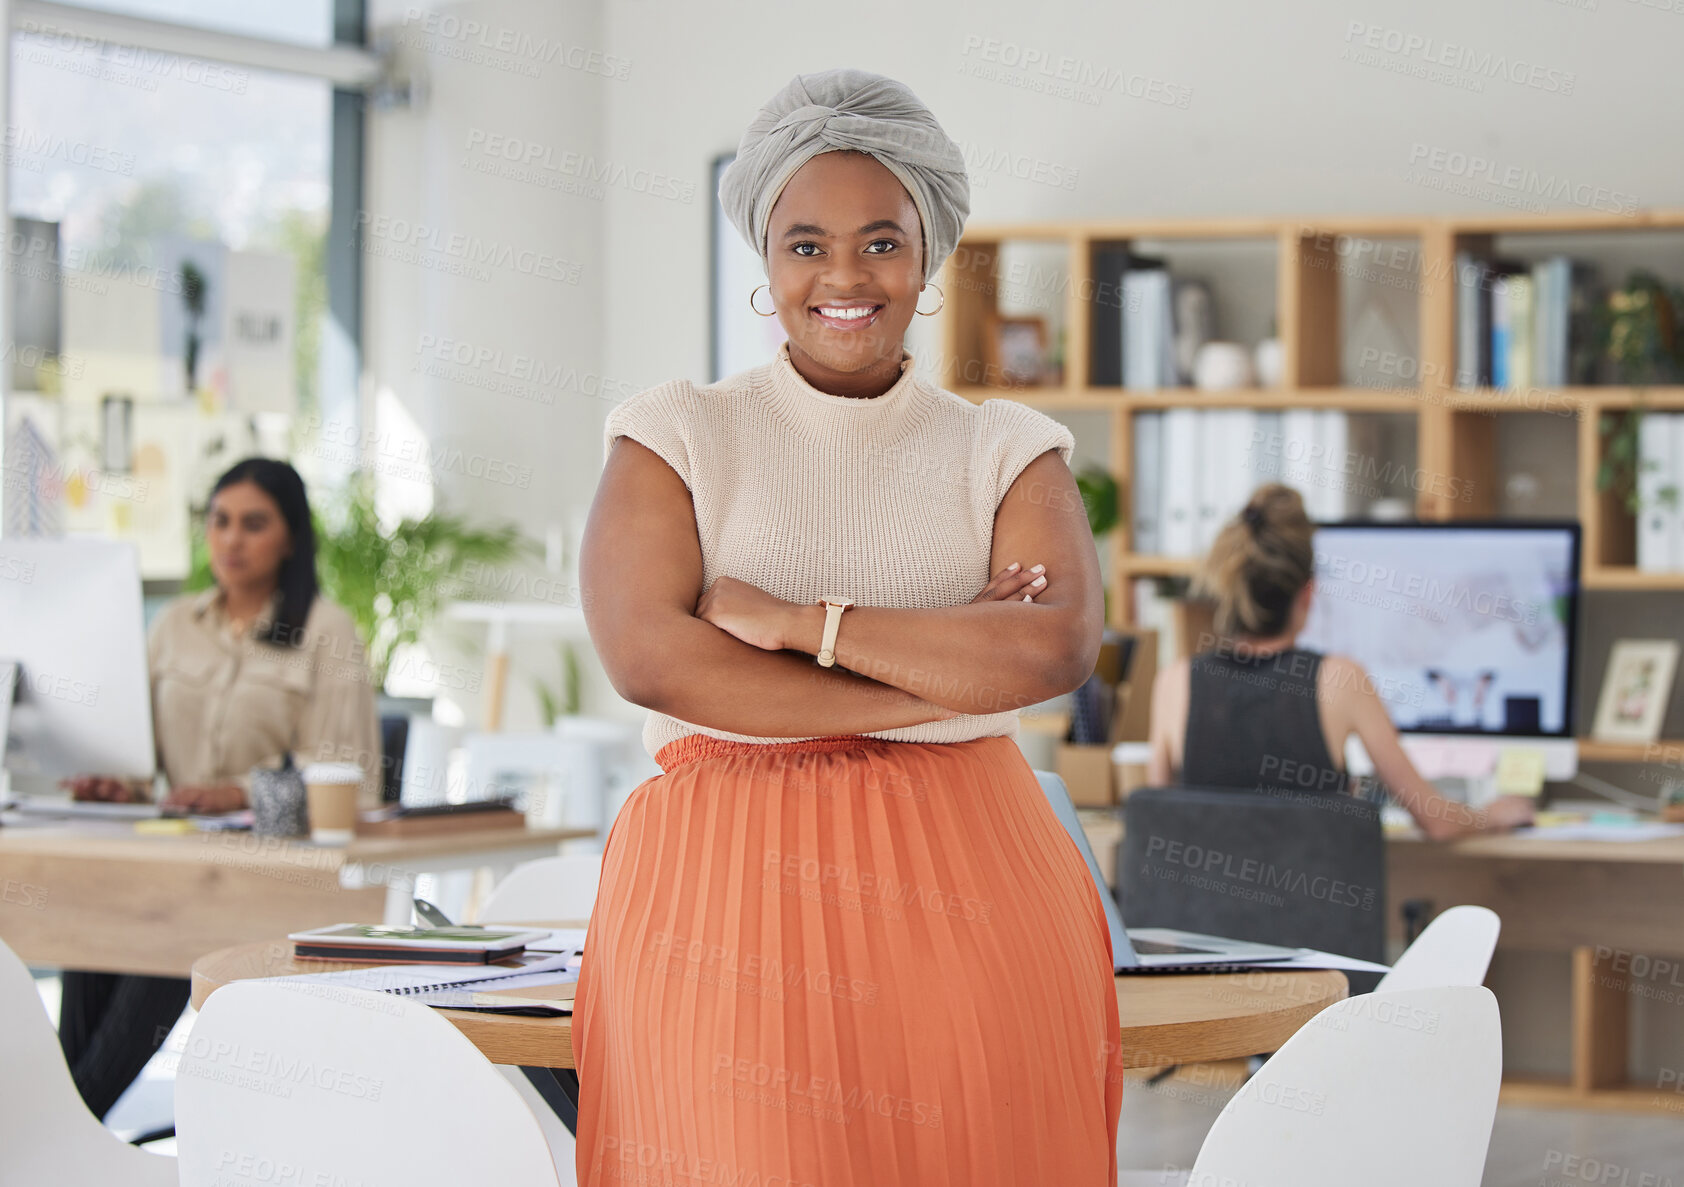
[{"left": 817, "top": 306, "right": 877, "bottom": 320}]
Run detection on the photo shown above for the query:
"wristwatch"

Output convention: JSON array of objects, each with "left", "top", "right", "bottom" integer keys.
[{"left": 815, "top": 597, "right": 855, "bottom": 668}]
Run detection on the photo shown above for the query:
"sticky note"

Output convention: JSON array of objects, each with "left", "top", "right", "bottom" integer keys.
[
  {"left": 134, "top": 818, "right": 195, "bottom": 835},
  {"left": 1495, "top": 749, "right": 1547, "bottom": 797}
]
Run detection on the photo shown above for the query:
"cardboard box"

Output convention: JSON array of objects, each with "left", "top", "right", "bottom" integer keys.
[
  {"left": 1056, "top": 741, "right": 1116, "bottom": 807},
  {"left": 1054, "top": 629, "right": 1158, "bottom": 807}
]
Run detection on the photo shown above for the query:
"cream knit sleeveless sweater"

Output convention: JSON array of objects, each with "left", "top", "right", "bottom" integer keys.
[{"left": 601, "top": 340, "right": 1076, "bottom": 760}]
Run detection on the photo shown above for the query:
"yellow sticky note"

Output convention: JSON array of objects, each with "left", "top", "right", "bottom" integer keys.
[
  {"left": 1495, "top": 749, "right": 1547, "bottom": 797},
  {"left": 134, "top": 818, "right": 195, "bottom": 835}
]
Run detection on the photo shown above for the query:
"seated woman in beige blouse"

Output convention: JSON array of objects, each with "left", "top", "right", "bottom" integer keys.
[
  {"left": 69, "top": 457, "right": 380, "bottom": 813},
  {"left": 60, "top": 456, "right": 379, "bottom": 1122}
]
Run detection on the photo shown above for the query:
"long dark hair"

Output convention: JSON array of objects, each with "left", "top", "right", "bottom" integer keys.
[{"left": 208, "top": 457, "right": 319, "bottom": 648}]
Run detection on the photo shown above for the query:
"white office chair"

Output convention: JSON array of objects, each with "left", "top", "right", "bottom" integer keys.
[
  {"left": 0, "top": 939, "right": 178, "bottom": 1187},
  {"left": 1375, "top": 905, "right": 1501, "bottom": 993},
  {"left": 175, "top": 980, "right": 560, "bottom": 1187},
  {"left": 476, "top": 853, "right": 603, "bottom": 924},
  {"left": 475, "top": 852, "right": 602, "bottom": 1186},
  {"left": 1120, "top": 985, "right": 1502, "bottom": 1187}
]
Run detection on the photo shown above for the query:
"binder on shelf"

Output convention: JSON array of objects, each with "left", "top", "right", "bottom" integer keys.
[
  {"left": 1670, "top": 412, "right": 1684, "bottom": 569},
  {"left": 1252, "top": 410, "right": 1284, "bottom": 490},
  {"left": 1454, "top": 251, "right": 1491, "bottom": 391},
  {"left": 1488, "top": 263, "right": 1526, "bottom": 390},
  {"left": 1132, "top": 410, "right": 1164, "bottom": 555},
  {"left": 1506, "top": 273, "right": 1535, "bottom": 392},
  {"left": 1122, "top": 266, "right": 1176, "bottom": 391},
  {"left": 1311, "top": 411, "right": 1350, "bottom": 522},
  {"left": 1089, "top": 243, "right": 1135, "bottom": 387},
  {"left": 1221, "top": 408, "right": 1259, "bottom": 538},
  {"left": 1160, "top": 407, "right": 1199, "bottom": 557},
  {"left": 1638, "top": 412, "right": 1680, "bottom": 572},
  {"left": 1280, "top": 407, "right": 1320, "bottom": 512},
  {"left": 1194, "top": 410, "right": 1226, "bottom": 554},
  {"left": 1671, "top": 415, "right": 1684, "bottom": 572}
]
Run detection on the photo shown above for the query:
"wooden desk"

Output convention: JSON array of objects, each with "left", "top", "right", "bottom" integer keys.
[
  {"left": 0, "top": 817, "right": 592, "bottom": 976},
  {"left": 190, "top": 939, "right": 1347, "bottom": 1072},
  {"left": 1387, "top": 830, "right": 1684, "bottom": 1113}
]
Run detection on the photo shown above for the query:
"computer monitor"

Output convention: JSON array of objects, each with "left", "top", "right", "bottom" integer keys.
[
  {"left": 0, "top": 539, "right": 155, "bottom": 792},
  {"left": 1297, "top": 521, "right": 1580, "bottom": 739}
]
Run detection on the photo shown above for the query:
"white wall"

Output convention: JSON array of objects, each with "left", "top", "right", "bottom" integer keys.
[
  {"left": 364, "top": 0, "right": 1684, "bottom": 733},
  {"left": 599, "top": 0, "right": 1681, "bottom": 390},
  {"left": 362, "top": 0, "right": 610, "bottom": 722}
]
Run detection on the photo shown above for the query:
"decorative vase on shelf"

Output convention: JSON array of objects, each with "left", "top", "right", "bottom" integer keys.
[
  {"left": 1254, "top": 337, "right": 1284, "bottom": 388},
  {"left": 1193, "top": 342, "right": 1254, "bottom": 391}
]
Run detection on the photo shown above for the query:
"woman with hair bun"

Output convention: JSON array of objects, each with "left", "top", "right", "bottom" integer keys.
[{"left": 1147, "top": 483, "right": 1534, "bottom": 840}]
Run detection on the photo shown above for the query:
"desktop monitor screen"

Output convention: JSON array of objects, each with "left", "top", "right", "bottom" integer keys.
[{"left": 1297, "top": 522, "right": 1579, "bottom": 738}]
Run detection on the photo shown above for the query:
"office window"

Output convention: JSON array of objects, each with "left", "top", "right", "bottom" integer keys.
[
  {"left": 4, "top": 10, "right": 356, "bottom": 575},
  {"left": 40, "top": 0, "right": 336, "bottom": 47}
]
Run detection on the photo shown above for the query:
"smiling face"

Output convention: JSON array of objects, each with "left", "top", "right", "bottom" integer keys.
[{"left": 764, "top": 150, "right": 926, "bottom": 398}]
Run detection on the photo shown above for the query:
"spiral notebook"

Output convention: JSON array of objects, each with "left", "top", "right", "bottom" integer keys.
[{"left": 265, "top": 950, "right": 581, "bottom": 1016}]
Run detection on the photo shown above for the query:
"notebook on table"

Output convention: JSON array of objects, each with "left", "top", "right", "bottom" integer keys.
[{"left": 288, "top": 923, "right": 553, "bottom": 964}]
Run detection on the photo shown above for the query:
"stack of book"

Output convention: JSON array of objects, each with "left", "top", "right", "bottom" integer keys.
[
  {"left": 1132, "top": 408, "right": 1371, "bottom": 558},
  {"left": 1638, "top": 413, "right": 1684, "bottom": 572},
  {"left": 288, "top": 924, "right": 553, "bottom": 964},
  {"left": 1455, "top": 252, "right": 1597, "bottom": 391}
]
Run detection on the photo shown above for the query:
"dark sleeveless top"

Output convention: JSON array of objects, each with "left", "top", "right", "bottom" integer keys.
[{"left": 1182, "top": 646, "right": 1347, "bottom": 794}]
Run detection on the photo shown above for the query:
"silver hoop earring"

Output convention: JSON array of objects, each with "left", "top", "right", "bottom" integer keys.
[
  {"left": 749, "top": 284, "right": 777, "bottom": 317},
  {"left": 914, "top": 283, "right": 945, "bottom": 317}
]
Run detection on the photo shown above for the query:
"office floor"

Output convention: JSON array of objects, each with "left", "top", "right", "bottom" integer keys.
[{"left": 34, "top": 974, "right": 1684, "bottom": 1183}]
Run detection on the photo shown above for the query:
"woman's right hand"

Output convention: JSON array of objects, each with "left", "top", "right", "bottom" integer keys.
[
  {"left": 1480, "top": 795, "right": 1536, "bottom": 833},
  {"left": 62, "top": 775, "right": 149, "bottom": 803},
  {"left": 971, "top": 562, "right": 1048, "bottom": 604}
]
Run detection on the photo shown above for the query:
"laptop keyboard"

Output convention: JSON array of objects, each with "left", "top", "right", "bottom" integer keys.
[{"left": 1131, "top": 938, "right": 1221, "bottom": 957}]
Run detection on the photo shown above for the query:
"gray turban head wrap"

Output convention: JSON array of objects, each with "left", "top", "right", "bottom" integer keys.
[{"left": 718, "top": 68, "right": 970, "bottom": 285}]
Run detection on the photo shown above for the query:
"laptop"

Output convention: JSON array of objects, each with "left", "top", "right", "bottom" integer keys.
[{"left": 1033, "top": 771, "right": 1308, "bottom": 973}]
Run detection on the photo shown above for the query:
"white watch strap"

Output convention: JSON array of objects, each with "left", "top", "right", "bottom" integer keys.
[{"left": 817, "top": 602, "right": 846, "bottom": 667}]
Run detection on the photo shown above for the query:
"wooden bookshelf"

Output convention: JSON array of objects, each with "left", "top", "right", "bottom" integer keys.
[{"left": 940, "top": 211, "right": 1684, "bottom": 622}]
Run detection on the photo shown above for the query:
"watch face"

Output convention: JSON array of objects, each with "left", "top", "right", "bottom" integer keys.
[{"left": 826, "top": 598, "right": 854, "bottom": 609}]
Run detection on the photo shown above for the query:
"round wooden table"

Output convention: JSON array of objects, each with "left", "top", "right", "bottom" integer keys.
[{"left": 190, "top": 939, "right": 1347, "bottom": 1071}]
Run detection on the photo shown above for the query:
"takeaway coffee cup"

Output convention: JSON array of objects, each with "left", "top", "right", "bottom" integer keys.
[{"left": 303, "top": 761, "right": 363, "bottom": 845}]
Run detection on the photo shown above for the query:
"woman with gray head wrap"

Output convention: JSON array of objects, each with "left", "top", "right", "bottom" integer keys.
[{"left": 576, "top": 67, "right": 1119, "bottom": 1185}]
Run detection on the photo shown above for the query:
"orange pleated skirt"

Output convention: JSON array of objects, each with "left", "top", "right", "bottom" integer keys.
[{"left": 572, "top": 732, "right": 1124, "bottom": 1186}]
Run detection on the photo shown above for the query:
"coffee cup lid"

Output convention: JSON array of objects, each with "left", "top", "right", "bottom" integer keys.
[{"left": 302, "top": 762, "right": 364, "bottom": 784}]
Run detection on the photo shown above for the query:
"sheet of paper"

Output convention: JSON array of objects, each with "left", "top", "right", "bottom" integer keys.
[
  {"left": 520, "top": 927, "right": 587, "bottom": 957},
  {"left": 1251, "top": 949, "right": 1394, "bottom": 973},
  {"left": 1511, "top": 822, "right": 1684, "bottom": 843}
]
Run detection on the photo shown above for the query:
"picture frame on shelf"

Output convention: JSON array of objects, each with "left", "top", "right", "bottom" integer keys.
[
  {"left": 982, "top": 313, "right": 1049, "bottom": 388},
  {"left": 1590, "top": 639, "right": 1680, "bottom": 744}
]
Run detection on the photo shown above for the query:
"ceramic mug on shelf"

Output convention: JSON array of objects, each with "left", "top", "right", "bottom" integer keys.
[{"left": 1193, "top": 341, "right": 1255, "bottom": 390}]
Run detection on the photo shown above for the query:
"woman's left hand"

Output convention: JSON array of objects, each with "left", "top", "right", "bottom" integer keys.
[
  {"left": 162, "top": 782, "right": 248, "bottom": 815},
  {"left": 696, "top": 576, "right": 809, "bottom": 652}
]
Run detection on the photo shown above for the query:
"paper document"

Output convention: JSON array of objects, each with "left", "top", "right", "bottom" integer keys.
[
  {"left": 419, "top": 970, "right": 579, "bottom": 1014},
  {"left": 520, "top": 927, "right": 587, "bottom": 956},
  {"left": 1261, "top": 949, "right": 1393, "bottom": 973},
  {"left": 1512, "top": 822, "right": 1684, "bottom": 843}
]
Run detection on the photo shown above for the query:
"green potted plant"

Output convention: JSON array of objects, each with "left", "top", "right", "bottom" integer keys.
[
  {"left": 1593, "top": 271, "right": 1684, "bottom": 521},
  {"left": 1591, "top": 269, "right": 1684, "bottom": 386}
]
